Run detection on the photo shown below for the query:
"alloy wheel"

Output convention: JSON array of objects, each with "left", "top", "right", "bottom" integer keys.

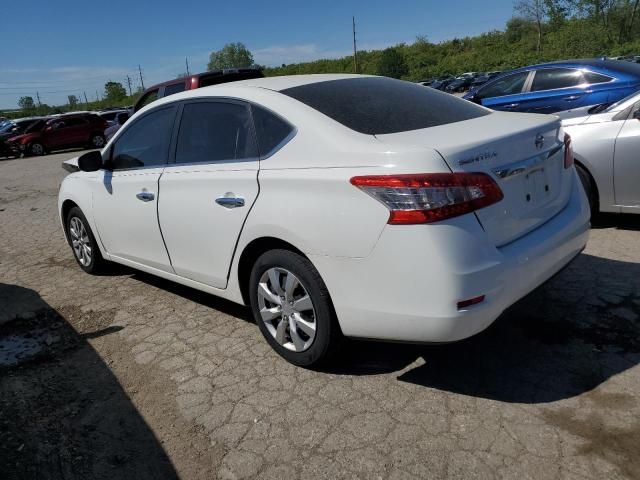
[
  {"left": 69, "top": 217, "right": 92, "bottom": 266},
  {"left": 92, "top": 136, "right": 105, "bottom": 147},
  {"left": 31, "top": 143, "right": 43, "bottom": 155},
  {"left": 257, "top": 267, "right": 317, "bottom": 352}
]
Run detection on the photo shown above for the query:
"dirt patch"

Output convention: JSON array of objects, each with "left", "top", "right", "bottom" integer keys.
[{"left": 542, "top": 408, "right": 640, "bottom": 479}]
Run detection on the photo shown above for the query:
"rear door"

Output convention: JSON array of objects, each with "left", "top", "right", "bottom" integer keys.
[
  {"left": 158, "top": 99, "right": 260, "bottom": 288},
  {"left": 614, "top": 101, "right": 640, "bottom": 209},
  {"left": 521, "top": 68, "right": 589, "bottom": 114}
]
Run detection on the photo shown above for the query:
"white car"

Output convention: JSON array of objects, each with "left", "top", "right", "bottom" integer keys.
[
  {"left": 58, "top": 74, "right": 590, "bottom": 367},
  {"left": 558, "top": 92, "right": 640, "bottom": 215}
]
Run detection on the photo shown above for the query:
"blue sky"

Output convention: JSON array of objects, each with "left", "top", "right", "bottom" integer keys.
[{"left": 0, "top": 0, "right": 515, "bottom": 109}]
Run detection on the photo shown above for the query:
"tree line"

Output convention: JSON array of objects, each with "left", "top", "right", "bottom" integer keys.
[{"left": 5, "top": 0, "right": 640, "bottom": 118}]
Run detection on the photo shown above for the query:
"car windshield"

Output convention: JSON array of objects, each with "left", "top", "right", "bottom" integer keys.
[
  {"left": 281, "top": 77, "right": 490, "bottom": 135},
  {"left": 24, "top": 120, "right": 46, "bottom": 133},
  {"left": 0, "top": 122, "right": 17, "bottom": 133},
  {"left": 605, "top": 90, "right": 640, "bottom": 112}
]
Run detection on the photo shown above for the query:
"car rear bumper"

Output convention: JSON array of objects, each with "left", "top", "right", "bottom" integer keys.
[{"left": 310, "top": 170, "right": 590, "bottom": 343}]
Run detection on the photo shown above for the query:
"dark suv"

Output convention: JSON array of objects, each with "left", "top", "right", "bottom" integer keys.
[
  {"left": 7, "top": 113, "right": 108, "bottom": 156},
  {"left": 133, "top": 68, "right": 264, "bottom": 112}
]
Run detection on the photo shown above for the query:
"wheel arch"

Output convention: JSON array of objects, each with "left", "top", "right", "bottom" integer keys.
[
  {"left": 236, "top": 236, "right": 307, "bottom": 306},
  {"left": 574, "top": 158, "right": 600, "bottom": 210}
]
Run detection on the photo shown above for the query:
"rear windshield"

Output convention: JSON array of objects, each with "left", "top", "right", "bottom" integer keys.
[{"left": 280, "top": 77, "right": 490, "bottom": 135}]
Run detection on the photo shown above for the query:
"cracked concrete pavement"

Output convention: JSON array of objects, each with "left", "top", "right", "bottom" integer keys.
[{"left": 1, "top": 150, "right": 639, "bottom": 479}]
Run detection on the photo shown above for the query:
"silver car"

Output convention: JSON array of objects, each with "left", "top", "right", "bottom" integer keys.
[{"left": 559, "top": 92, "right": 640, "bottom": 215}]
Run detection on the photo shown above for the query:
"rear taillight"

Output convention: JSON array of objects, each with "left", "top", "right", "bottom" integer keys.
[
  {"left": 564, "top": 133, "right": 573, "bottom": 169},
  {"left": 350, "top": 172, "right": 504, "bottom": 225}
]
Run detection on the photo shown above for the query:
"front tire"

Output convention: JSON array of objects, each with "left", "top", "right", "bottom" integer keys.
[
  {"left": 249, "top": 249, "right": 342, "bottom": 368},
  {"left": 65, "top": 206, "right": 107, "bottom": 274},
  {"left": 28, "top": 142, "right": 45, "bottom": 156}
]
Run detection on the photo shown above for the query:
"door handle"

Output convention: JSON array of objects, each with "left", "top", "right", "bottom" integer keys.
[
  {"left": 504, "top": 103, "right": 519, "bottom": 109},
  {"left": 136, "top": 191, "right": 155, "bottom": 202},
  {"left": 564, "top": 95, "right": 581, "bottom": 101},
  {"left": 215, "top": 196, "right": 245, "bottom": 208}
]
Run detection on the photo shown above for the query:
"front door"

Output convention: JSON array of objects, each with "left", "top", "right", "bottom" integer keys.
[
  {"left": 158, "top": 100, "right": 260, "bottom": 288},
  {"left": 93, "top": 105, "right": 177, "bottom": 272},
  {"left": 614, "top": 102, "right": 640, "bottom": 209}
]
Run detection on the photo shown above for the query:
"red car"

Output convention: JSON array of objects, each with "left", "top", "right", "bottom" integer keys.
[
  {"left": 133, "top": 68, "right": 264, "bottom": 112},
  {"left": 7, "top": 113, "right": 108, "bottom": 157}
]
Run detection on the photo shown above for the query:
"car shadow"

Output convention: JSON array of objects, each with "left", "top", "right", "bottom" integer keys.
[
  {"left": 592, "top": 213, "right": 640, "bottom": 231},
  {"left": 0, "top": 283, "right": 179, "bottom": 480},
  {"left": 328, "top": 252, "right": 640, "bottom": 403}
]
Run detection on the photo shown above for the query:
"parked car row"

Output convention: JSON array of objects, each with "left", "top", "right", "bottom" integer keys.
[
  {"left": 0, "top": 113, "right": 108, "bottom": 158},
  {"left": 418, "top": 71, "right": 502, "bottom": 93}
]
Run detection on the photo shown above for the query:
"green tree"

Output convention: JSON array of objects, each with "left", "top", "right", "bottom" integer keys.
[
  {"left": 18, "top": 96, "right": 35, "bottom": 110},
  {"left": 376, "top": 47, "right": 409, "bottom": 79},
  {"left": 207, "top": 42, "right": 254, "bottom": 70},
  {"left": 67, "top": 95, "right": 79, "bottom": 108},
  {"left": 104, "top": 81, "right": 127, "bottom": 102}
]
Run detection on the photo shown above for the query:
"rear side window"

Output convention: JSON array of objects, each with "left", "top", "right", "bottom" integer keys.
[
  {"left": 531, "top": 68, "right": 583, "bottom": 91},
  {"left": 164, "top": 82, "right": 186, "bottom": 96},
  {"left": 110, "top": 106, "right": 176, "bottom": 170},
  {"left": 175, "top": 102, "right": 258, "bottom": 164},
  {"left": 251, "top": 105, "right": 294, "bottom": 157},
  {"left": 583, "top": 71, "right": 613, "bottom": 84},
  {"left": 280, "top": 77, "right": 489, "bottom": 135},
  {"left": 135, "top": 89, "right": 159, "bottom": 112}
]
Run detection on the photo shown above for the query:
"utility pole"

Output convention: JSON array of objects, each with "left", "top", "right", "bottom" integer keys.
[
  {"left": 185, "top": 57, "right": 190, "bottom": 76},
  {"left": 138, "top": 64, "right": 145, "bottom": 90},
  {"left": 126, "top": 75, "right": 133, "bottom": 96},
  {"left": 96, "top": 90, "right": 100, "bottom": 102},
  {"left": 352, "top": 16, "right": 358, "bottom": 74},
  {"left": 36, "top": 91, "right": 42, "bottom": 107},
  {"left": 83, "top": 91, "right": 89, "bottom": 107}
]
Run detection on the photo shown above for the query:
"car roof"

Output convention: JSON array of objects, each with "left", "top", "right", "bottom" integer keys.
[
  {"left": 223, "top": 74, "right": 373, "bottom": 91},
  {"left": 512, "top": 58, "right": 640, "bottom": 75}
]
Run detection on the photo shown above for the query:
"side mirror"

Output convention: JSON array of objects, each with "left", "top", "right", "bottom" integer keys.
[
  {"left": 77, "top": 150, "right": 103, "bottom": 172},
  {"left": 633, "top": 109, "right": 640, "bottom": 120}
]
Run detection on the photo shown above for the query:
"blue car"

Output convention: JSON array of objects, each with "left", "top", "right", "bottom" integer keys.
[{"left": 463, "top": 59, "right": 640, "bottom": 113}]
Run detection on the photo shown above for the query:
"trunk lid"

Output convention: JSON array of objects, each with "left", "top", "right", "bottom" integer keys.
[{"left": 376, "top": 112, "right": 573, "bottom": 246}]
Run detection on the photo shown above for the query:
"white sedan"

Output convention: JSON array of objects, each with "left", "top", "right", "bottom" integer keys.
[
  {"left": 58, "top": 74, "right": 590, "bottom": 367},
  {"left": 559, "top": 91, "right": 640, "bottom": 215}
]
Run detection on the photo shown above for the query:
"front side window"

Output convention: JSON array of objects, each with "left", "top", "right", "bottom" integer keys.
[
  {"left": 531, "top": 68, "right": 584, "bottom": 92},
  {"left": 175, "top": 102, "right": 257, "bottom": 164},
  {"left": 110, "top": 106, "right": 176, "bottom": 170},
  {"left": 251, "top": 105, "right": 294, "bottom": 157},
  {"left": 164, "top": 82, "right": 186, "bottom": 96},
  {"left": 477, "top": 71, "right": 529, "bottom": 99}
]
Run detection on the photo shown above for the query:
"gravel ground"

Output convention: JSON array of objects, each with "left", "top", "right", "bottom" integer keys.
[{"left": 0, "top": 150, "right": 639, "bottom": 480}]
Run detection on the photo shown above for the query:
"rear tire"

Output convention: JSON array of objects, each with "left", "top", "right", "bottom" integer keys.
[
  {"left": 576, "top": 164, "right": 597, "bottom": 218},
  {"left": 65, "top": 206, "right": 108, "bottom": 274},
  {"left": 249, "top": 249, "right": 342, "bottom": 368}
]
